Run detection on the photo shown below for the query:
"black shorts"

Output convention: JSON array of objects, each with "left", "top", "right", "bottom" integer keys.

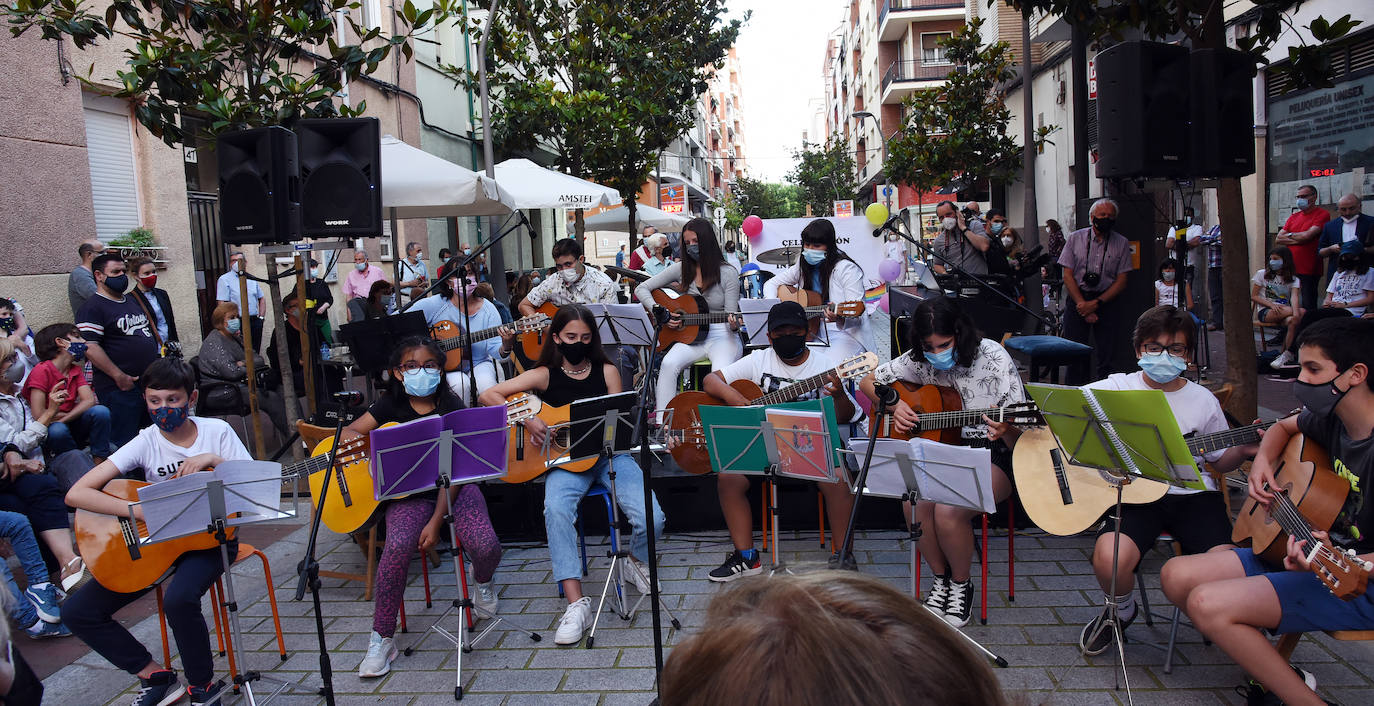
[{"left": 1095, "top": 491, "right": 1232, "bottom": 563}]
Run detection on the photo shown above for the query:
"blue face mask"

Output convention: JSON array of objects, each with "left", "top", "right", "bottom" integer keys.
[
  {"left": 989, "top": 222, "right": 1005, "bottom": 235},
  {"left": 923, "top": 347, "right": 957, "bottom": 371},
  {"left": 226, "top": 318, "right": 242, "bottom": 334},
  {"left": 150, "top": 404, "right": 191, "bottom": 432},
  {"left": 66, "top": 341, "right": 87, "bottom": 360},
  {"left": 1137, "top": 351, "right": 1187, "bottom": 384},
  {"left": 1269, "top": 259, "right": 1284, "bottom": 271},
  {"left": 802, "top": 249, "right": 826, "bottom": 266},
  {"left": 1296, "top": 197, "right": 1310, "bottom": 210},
  {"left": 402, "top": 368, "right": 442, "bottom": 397}
]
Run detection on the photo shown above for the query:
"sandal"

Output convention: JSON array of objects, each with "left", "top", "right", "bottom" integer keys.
[{"left": 60, "top": 557, "right": 89, "bottom": 593}]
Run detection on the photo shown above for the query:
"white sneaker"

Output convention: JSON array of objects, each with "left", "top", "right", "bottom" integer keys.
[
  {"left": 357, "top": 631, "right": 397, "bottom": 678},
  {"left": 1270, "top": 349, "right": 1297, "bottom": 369},
  {"left": 473, "top": 581, "right": 499, "bottom": 614},
  {"left": 624, "top": 557, "right": 658, "bottom": 594},
  {"left": 554, "top": 597, "right": 592, "bottom": 645}
]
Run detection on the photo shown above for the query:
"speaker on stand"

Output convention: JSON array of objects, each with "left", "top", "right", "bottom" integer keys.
[
  {"left": 217, "top": 126, "right": 300, "bottom": 245},
  {"left": 1190, "top": 47, "right": 1257, "bottom": 178},
  {"left": 295, "top": 117, "right": 383, "bottom": 239},
  {"left": 1094, "top": 41, "right": 1192, "bottom": 180}
]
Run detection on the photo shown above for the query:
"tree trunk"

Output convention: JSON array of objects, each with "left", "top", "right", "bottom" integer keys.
[
  {"left": 575, "top": 208, "right": 586, "bottom": 241},
  {"left": 627, "top": 200, "right": 640, "bottom": 253}
]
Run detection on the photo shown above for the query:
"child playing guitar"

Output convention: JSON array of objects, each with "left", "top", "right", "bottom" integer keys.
[
  {"left": 64, "top": 357, "right": 244, "bottom": 706},
  {"left": 1163, "top": 317, "right": 1374, "bottom": 706}
]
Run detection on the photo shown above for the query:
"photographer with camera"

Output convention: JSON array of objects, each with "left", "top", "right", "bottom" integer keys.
[
  {"left": 931, "top": 201, "right": 992, "bottom": 276},
  {"left": 1059, "top": 198, "right": 1133, "bottom": 384},
  {"left": 962, "top": 201, "right": 987, "bottom": 236}
]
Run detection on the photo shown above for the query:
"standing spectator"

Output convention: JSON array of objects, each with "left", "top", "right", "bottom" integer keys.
[
  {"left": 986, "top": 209, "right": 1021, "bottom": 261},
  {"left": 67, "top": 239, "right": 104, "bottom": 316},
  {"left": 128, "top": 257, "right": 179, "bottom": 350},
  {"left": 1318, "top": 193, "right": 1374, "bottom": 272},
  {"left": 1275, "top": 184, "right": 1331, "bottom": 311},
  {"left": 930, "top": 201, "right": 990, "bottom": 276},
  {"left": 1163, "top": 207, "right": 1205, "bottom": 285},
  {"left": 215, "top": 252, "right": 266, "bottom": 352},
  {"left": 640, "top": 234, "right": 670, "bottom": 277},
  {"left": 1044, "top": 219, "right": 1066, "bottom": 259},
  {"left": 1203, "top": 224, "right": 1224, "bottom": 330},
  {"left": 24, "top": 324, "right": 113, "bottom": 462},
  {"left": 343, "top": 249, "right": 386, "bottom": 322},
  {"left": 397, "top": 242, "right": 429, "bottom": 304},
  {"left": 615, "top": 244, "right": 626, "bottom": 269},
  {"left": 458, "top": 243, "right": 489, "bottom": 283},
  {"left": 76, "top": 253, "right": 160, "bottom": 446},
  {"left": 304, "top": 258, "right": 334, "bottom": 345},
  {"left": 436, "top": 248, "right": 453, "bottom": 274},
  {"left": 963, "top": 201, "right": 986, "bottom": 236},
  {"left": 723, "top": 240, "right": 742, "bottom": 271},
  {"left": 628, "top": 226, "right": 657, "bottom": 270},
  {"left": 1058, "top": 198, "right": 1134, "bottom": 383}
]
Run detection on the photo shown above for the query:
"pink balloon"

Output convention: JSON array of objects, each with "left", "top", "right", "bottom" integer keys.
[
  {"left": 877, "top": 294, "right": 890, "bottom": 314},
  {"left": 878, "top": 258, "right": 903, "bottom": 283},
  {"left": 742, "top": 215, "right": 763, "bottom": 238}
]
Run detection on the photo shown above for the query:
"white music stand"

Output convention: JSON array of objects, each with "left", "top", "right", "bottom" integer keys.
[
  {"left": 135, "top": 462, "right": 301, "bottom": 705},
  {"left": 369, "top": 409, "right": 542, "bottom": 702}
]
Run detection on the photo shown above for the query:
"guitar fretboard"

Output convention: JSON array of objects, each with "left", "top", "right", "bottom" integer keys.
[
  {"left": 749, "top": 368, "right": 847, "bottom": 406},
  {"left": 1186, "top": 421, "right": 1271, "bottom": 456},
  {"left": 912, "top": 406, "right": 1026, "bottom": 430},
  {"left": 679, "top": 313, "right": 737, "bottom": 324}
]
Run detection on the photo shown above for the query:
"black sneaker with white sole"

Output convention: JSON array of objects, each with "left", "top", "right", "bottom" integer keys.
[
  {"left": 131, "top": 670, "right": 182, "bottom": 706},
  {"left": 190, "top": 679, "right": 227, "bottom": 706},
  {"left": 1079, "top": 606, "right": 1136, "bottom": 656},
  {"left": 922, "top": 572, "right": 951, "bottom": 616},
  {"left": 1237, "top": 666, "right": 1319, "bottom": 705},
  {"left": 942, "top": 579, "right": 974, "bottom": 627},
  {"left": 707, "top": 550, "right": 763, "bottom": 583}
]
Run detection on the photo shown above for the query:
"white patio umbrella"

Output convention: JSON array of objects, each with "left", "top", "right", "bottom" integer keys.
[
  {"left": 493, "top": 158, "right": 621, "bottom": 210},
  {"left": 380, "top": 134, "right": 514, "bottom": 218},
  {"left": 579, "top": 204, "right": 691, "bottom": 233}
]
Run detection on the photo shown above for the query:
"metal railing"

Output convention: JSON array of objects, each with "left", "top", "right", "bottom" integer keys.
[
  {"left": 882, "top": 60, "right": 955, "bottom": 91},
  {"left": 879, "top": 0, "right": 965, "bottom": 23}
]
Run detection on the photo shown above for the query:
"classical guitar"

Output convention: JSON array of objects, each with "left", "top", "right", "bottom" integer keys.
[
  {"left": 430, "top": 313, "right": 550, "bottom": 372},
  {"left": 1229, "top": 435, "right": 1370, "bottom": 599},
  {"left": 775, "top": 284, "right": 867, "bottom": 339},
  {"left": 308, "top": 396, "right": 540, "bottom": 533},
  {"left": 1014, "top": 418, "right": 1274, "bottom": 537},
  {"left": 502, "top": 393, "right": 601, "bottom": 483},
  {"left": 515, "top": 302, "right": 560, "bottom": 364},
  {"left": 664, "top": 352, "right": 880, "bottom": 475},
  {"left": 650, "top": 289, "right": 742, "bottom": 353},
  {"left": 870, "top": 382, "right": 1043, "bottom": 443},
  {"left": 76, "top": 439, "right": 369, "bottom": 594}
]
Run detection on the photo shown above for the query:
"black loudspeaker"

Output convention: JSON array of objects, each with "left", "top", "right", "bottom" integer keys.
[
  {"left": 295, "top": 117, "right": 382, "bottom": 238},
  {"left": 1095, "top": 41, "right": 1192, "bottom": 179},
  {"left": 217, "top": 126, "right": 299, "bottom": 245},
  {"left": 1190, "top": 48, "right": 1257, "bottom": 178}
]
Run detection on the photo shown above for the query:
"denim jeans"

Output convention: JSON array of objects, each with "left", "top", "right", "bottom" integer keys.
[
  {"left": 46, "top": 404, "right": 114, "bottom": 457},
  {"left": 543, "top": 454, "right": 665, "bottom": 583},
  {"left": 0, "top": 510, "right": 50, "bottom": 628},
  {"left": 97, "top": 385, "right": 147, "bottom": 448}
]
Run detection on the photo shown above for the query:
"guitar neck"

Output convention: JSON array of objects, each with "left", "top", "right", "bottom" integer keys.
[
  {"left": 749, "top": 368, "right": 845, "bottom": 406},
  {"left": 912, "top": 405, "right": 1020, "bottom": 430},
  {"left": 1186, "top": 420, "right": 1272, "bottom": 456},
  {"left": 440, "top": 324, "right": 503, "bottom": 350},
  {"left": 680, "top": 313, "right": 736, "bottom": 324},
  {"left": 285, "top": 453, "right": 336, "bottom": 479}
]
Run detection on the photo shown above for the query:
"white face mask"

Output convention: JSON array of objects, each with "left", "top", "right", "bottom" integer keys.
[
  {"left": 232, "top": 261, "right": 242, "bottom": 274},
  {"left": 942, "top": 216, "right": 957, "bottom": 231},
  {"left": 1344, "top": 214, "right": 1360, "bottom": 223},
  {"left": 1001, "top": 236, "right": 1014, "bottom": 248},
  {"left": 559, "top": 267, "right": 579, "bottom": 285}
]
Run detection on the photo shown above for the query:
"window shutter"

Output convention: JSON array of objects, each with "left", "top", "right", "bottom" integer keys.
[{"left": 82, "top": 99, "right": 141, "bottom": 242}]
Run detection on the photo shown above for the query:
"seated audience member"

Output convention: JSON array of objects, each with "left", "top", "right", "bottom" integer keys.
[
  {"left": 660, "top": 571, "right": 1010, "bottom": 706},
  {"left": 1322, "top": 251, "right": 1374, "bottom": 317},
  {"left": 196, "top": 303, "right": 288, "bottom": 435},
  {"left": 350, "top": 280, "right": 396, "bottom": 322},
  {"left": 0, "top": 510, "right": 69, "bottom": 639},
  {"left": 0, "top": 298, "right": 36, "bottom": 385},
  {"left": 23, "top": 323, "right": 113, "bottom": 461}
]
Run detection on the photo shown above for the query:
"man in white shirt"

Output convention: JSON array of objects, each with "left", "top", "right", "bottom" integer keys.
[
  {"left": 215, "top": 252, "right": 266, "bottom": 352},
  {"left": 1163, "top": 207, "right": 1205, "bottom": 285}
]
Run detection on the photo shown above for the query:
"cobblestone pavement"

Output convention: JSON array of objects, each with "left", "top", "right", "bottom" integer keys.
[{"left": 43, "top": 517, "right": 1374, "bottom": 705}]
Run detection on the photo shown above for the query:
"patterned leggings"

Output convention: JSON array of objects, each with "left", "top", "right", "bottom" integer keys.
[{"left": 372, "top": 486, "right": 502, "bottom": 637}]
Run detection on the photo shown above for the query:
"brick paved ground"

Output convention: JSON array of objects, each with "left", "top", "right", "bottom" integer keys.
[{"left": 41, "top": 516, "right": 1374, "bottom": 705}]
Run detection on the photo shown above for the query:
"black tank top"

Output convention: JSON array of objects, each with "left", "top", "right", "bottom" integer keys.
[{"left": 541, "top": 362, "right": 608, "bottom": 407}]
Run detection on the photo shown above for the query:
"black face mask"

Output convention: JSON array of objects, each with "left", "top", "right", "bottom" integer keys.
[
  {"left": 104, "top": 274, "right": 130, "bottom": 294},
  {"left": 1091, "top": 217, "right": 1116, "bottom": 234},
  {"left": 558, "top": 341, "right": 590, "bottom": 366},
  {"left": 770, "top": 333, "right": 807, "bottom": 360}
]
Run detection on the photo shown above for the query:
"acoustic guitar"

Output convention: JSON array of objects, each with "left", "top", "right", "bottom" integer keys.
[
  {"left": 664, "top": 352, "right": 880, "bottom": 475},
  {"left": 502, "top": 393, "right": 601, "bottom": 483},
  {"left": 870, "top": 382, "right": 1043, "bottom": 444},
  {"left": 1230, "top": 434, "right": 1370, "bottom": 600},
  {"left": 430, "top": 313, "right": 550, "bottom": 372},
  {"left": 308, "top": 396, "right": 540, "bottom": 533},
  {"left": 1013, "top": 418, "right": 1274, "bottom": 537},
  {"left": 515, "top": 302, "right": 560, "bottom": 364},
  {"left": 650, "top": 289, "right": 741, "bottom": 353},
  {"left": 774, "top": 284, "right": 867, "bottom": 339},
  {"left": 76, "top": 439, "right": 369, "bottom": 594}
]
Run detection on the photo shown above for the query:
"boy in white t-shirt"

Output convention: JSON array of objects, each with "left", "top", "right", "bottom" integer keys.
[
  {"left": 64, "top": 357, "right": 249, "bottom": 706},
  {"left": 1077, "top": 306, "right": 1255, "bottom": 657},
  {"left": 700, "top": 301, "right": 860, "bottom": 582}
]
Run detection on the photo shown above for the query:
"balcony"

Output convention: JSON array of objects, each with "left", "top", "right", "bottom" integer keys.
[
  {"left": 881, "top": 60, "right": 954, "bottom": 104},
  {"left": 878, "top": 0, "right": 965, "bottom": 41}
]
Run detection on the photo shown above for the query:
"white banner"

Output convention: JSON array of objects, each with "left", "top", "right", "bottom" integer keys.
[{"left": 749, "top": 216, "right": 888, "bottom": 287}]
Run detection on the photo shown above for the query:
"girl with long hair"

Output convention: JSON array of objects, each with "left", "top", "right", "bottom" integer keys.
[
  {"left": 857, "top": 297, "right": 1024, "bottom": 628},
  {"left": 763, "top": 218, "right": 875, "bottom": 358},
  {"left": 1252, "top": 245, "right": 1303, "bottom": 367},
  {"left": 345, "top": 336, "right": 503, "bottom": 679},
  {"left": 633, "top": 218, "right": 742, "bottom": 412},
  {"left": 480, "top": 305, "right": 665, "bottom": 647}
]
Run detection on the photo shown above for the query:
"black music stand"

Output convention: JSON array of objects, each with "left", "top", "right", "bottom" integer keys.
[{"left": 337, "top": 311, "right": 428, "bottom": 374}]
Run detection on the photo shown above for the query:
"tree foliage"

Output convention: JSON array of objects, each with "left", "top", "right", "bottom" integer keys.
[
  {"left": 732, "top": 176, "right": 804, "bottom": 220},
  {"left": 3, "top": 0, "right": 455, "bottom": 146},
  {"left": 451, "top": 0, "right": 744, "bottom": 244},
  {"left": 788, "top": 138, "right": 858, "bottom": 218},
  {"left": 886, "top": 19, "right": 1048, "bottom": 195}
]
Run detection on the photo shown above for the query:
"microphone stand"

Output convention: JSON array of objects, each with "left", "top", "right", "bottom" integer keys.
[
  {"left": 291, "top": 393, "right": 359, "bottom": 706},
  {"left": 630, "top": 306, "right": 672, "bottom": 693},
  {"left": 880, "top": 219, "right": 1056, "bottom": 334},
  {"left": 836, "top": 383, "right": 899, "bottom": 569}
]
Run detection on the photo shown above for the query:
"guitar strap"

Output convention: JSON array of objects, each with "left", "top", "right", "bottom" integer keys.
[{"left": 130, "top": 290, "right": 168, "bottom": 356}]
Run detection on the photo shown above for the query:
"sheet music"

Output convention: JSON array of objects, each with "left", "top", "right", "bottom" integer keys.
[
  {"left": 846, "top": 438, "right": 918, "bottom": 498},
  {"left": 137, "top": 461, "right": 286, "bottom": 542},
  {"left": 913, "top": 440, "right": 995, "bottom": 514},
  {"left": 584, "top": 304, "right": 655, "bottom": 347}
]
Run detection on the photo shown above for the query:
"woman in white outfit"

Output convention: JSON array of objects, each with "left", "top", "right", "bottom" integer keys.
[
  {"left": 763, "top": 218, "right": 874, "bottom": 359},
  {"left": 635, "top": 218, "right": 742, "bottom": 412}
]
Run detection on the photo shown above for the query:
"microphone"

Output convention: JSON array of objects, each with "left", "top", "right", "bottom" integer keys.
[
  {"left": 874, "top": 383, "right": 901, "bottom": 408},
  {"left": 872, "top": 215, "right": 903, "bottom": 238},
  {"left": 332, "top": 390, "right": 364, "bottom": 406}
]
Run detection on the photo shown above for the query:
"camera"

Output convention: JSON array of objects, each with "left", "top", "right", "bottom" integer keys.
[
  {"left": 960, "top": 206, "right": 977, "bottom": 221},
  {"left": 1083, "top": 271, "right": 1101, "bottom": 289}
]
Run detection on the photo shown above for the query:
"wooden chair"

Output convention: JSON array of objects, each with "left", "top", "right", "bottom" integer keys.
[{"left": 1253, "top": 303, "right": 1286, "bottom": 353}]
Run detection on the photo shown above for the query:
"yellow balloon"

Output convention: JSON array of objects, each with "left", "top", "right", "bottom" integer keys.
[{"left": 865, "top": 202, "right": 889, "bottom": 227}]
